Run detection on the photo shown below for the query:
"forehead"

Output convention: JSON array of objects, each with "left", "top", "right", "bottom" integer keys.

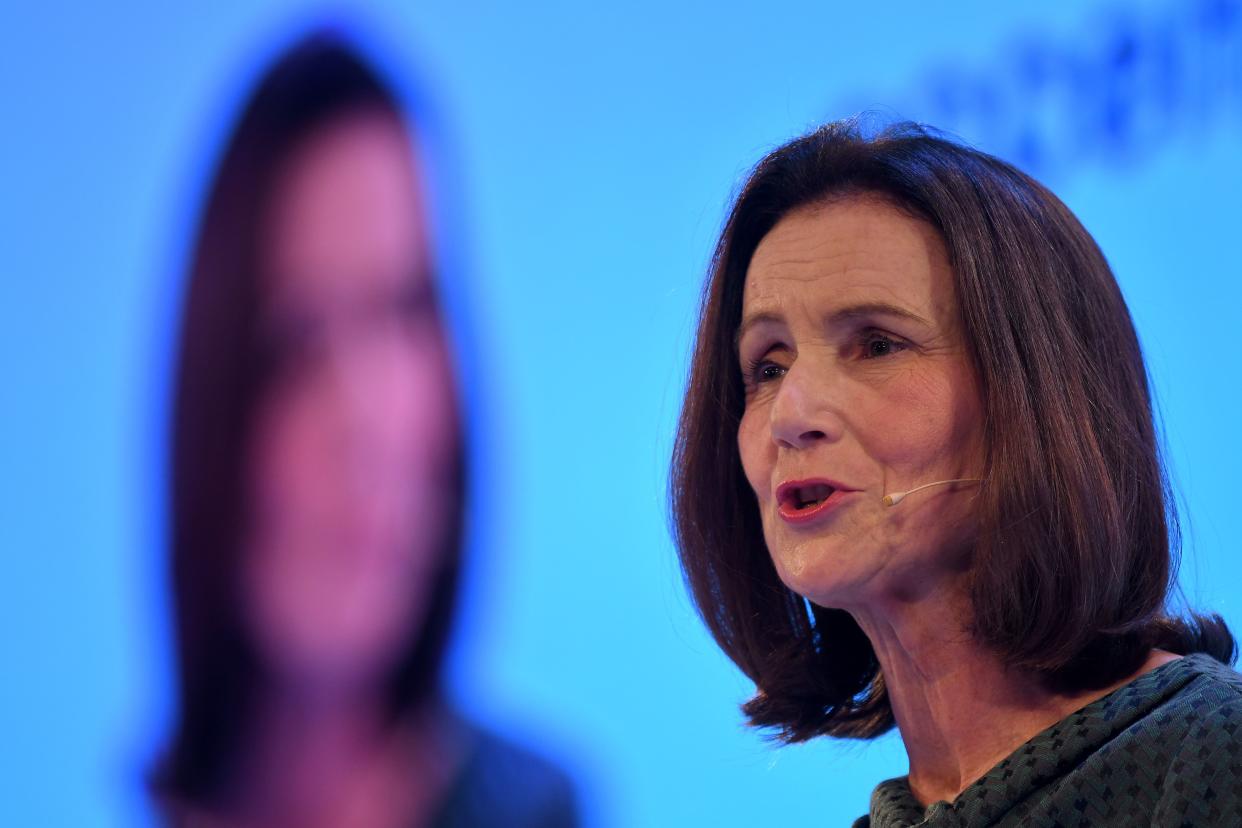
[
  {"left": 742, "top": 197, "right": 956, "bottom": 324},
  {"left": 263, "top": 110, "right": 428, "bottom": 300}
]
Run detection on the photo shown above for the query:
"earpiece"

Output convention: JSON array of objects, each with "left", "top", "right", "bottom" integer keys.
[{"left": 881, "top": 478, "right": 982, "bottom": 507}]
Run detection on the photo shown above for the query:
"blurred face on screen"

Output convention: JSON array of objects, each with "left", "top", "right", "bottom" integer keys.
[{"left": 243, "top": 109, "right": 456, "bottom": 695}]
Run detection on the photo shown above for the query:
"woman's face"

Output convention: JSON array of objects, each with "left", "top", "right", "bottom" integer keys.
[
  {"left": 243, "top": 110, "right": 456, "bottom": 694},
  {"left": 736, "top": 197, "right": 984, "bottom": 612}
]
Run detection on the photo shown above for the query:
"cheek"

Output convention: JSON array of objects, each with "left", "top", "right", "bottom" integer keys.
[
  {"left": 855, "top": 363, "right": 980, "bottom": 476},
  {"left": 248, "top": 387, "right": 332, "bottom": 524},
  {"left": 737, "top": 405, "right": 772, "bottom": 503},
  {"left": 859, "top": 363, "right": 983, "bottom": 573},
  {"left": 392, "top": 330, "right": 457, "bottom": 474}
]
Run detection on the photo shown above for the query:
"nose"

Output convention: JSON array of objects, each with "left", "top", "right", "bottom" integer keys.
[
  {"left": 769, "top": 361, "right": 843, "bottom": 450},
  {"left": 321, "top": 324, "right": 396, "bottom": 474}
]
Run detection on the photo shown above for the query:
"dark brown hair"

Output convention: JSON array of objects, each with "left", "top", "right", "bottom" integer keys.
[
  {"left": 154, "top": 33, "right": 464, "bottom": 799},
  {"left": 671, "top": 119, "right": 1235, "bottom": 743}
]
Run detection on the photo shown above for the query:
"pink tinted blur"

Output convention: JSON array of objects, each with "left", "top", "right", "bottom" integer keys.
[{"left": 242, "top": 109, "right": 457, "bottom": 698}]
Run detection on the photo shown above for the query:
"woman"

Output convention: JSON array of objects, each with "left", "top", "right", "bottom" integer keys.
[
  {"left": 671, "top": 120, "right": 1241, "bottom": 826},
  {"left": 153, "top": 33, "right": 579, "bottom": 828}
]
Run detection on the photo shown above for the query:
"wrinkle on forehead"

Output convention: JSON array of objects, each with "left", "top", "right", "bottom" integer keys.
[{"left": 742, "top": 197, "right": 959, "bottom": 332}]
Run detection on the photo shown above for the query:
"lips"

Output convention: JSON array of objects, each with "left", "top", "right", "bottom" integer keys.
[{"left": 775, "top": 478, "right": 855, "bottom": 524}]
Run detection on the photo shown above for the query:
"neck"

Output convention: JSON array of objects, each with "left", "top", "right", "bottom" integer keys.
[
  {"left": 220, "top": 679, "right": 459, "bottom": 828},
  {"left": 849, "top": 585, "right": 1176, "bottom": 807},
  {"left": 235, "top": 683, "right": 389, "bottom": 814}
]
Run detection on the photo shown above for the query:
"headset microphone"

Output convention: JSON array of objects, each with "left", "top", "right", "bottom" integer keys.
[{"left": 881, "top": 478, "right": 982, "bottom": 507}]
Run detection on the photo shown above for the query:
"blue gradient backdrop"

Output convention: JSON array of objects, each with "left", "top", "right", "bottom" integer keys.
[{"left": 1, "top": 1, "right": 1239, "bottom": 826}]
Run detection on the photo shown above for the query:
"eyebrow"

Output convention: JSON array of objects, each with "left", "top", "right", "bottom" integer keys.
[{"left": 734, "top": 301, "right": 932, "bottom": 351}]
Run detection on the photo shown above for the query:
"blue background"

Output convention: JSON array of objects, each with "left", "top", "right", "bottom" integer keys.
[{"left": 1, "top": 1, "right": 1239, "bottom": 825}]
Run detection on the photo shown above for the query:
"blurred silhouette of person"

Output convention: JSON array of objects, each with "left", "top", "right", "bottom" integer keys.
[{"left": 152, "top": 32, "right": 580, "bottom": 828}]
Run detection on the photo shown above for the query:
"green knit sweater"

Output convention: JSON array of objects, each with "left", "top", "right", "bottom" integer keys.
[{"left": 854, "top": 653, "right": 1242, "bottom": 827}]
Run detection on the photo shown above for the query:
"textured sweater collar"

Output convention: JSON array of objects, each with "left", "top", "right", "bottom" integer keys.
[{"left": 863, "top": 653, "right": 1216, "bottom": 828}]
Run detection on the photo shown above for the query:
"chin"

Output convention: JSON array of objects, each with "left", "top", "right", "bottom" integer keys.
[
  {"left": 271, "top": 631, "right": 405, "bottom": 693},
  {"left": 769, "top": 542, "right": 857, "bottom": 608},
  {"left": 255, "top": 596, "right": 418, "bottom": 685},
  {"left": 775, "top": 546, "right": 844, "bottom": 605}
]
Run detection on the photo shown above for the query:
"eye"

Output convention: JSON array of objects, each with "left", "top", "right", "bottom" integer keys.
[
  {"left": 743, "top": 357, "right": 786, "bottom": 386},
  {"left": 861, "top": 331, "right": 906, "bottom": 359},
  {"left": 260, "top": 311, "right": 327, "bottom": 383}
]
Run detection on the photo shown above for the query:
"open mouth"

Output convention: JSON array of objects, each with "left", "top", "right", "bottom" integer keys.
[{"left": 777, "top": 481, "right": 836, "bottom": 512}]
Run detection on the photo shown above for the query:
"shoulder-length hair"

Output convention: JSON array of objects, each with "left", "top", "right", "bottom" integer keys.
[
  {"left": 670, "top": 119, "right": 1235, "bottom": 743},
  {"left": 153, "top": 32, "right": 465, "bottom": 800}
]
